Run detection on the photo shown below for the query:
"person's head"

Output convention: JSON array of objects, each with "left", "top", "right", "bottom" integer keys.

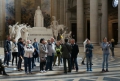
[
  {"left": 12, "top": 39, "right": 16, "bottom": 43},
  {"left": 71, "top": 39, "right": 75, "bottom": 44},
  {"left": 64, "top": 38, "right": 68, "bottom": 43},
  {"left": 19, "top": 38, "right": 23, "bottom": 42},
  {"left": 47, "top": 39, "right": 51, "bottom": 43},
  {"left": 87, "top": 39, "right": 90, "bottom": 44},
  {"left": 45, "top": 41, "right": 48, "bottom": 44},
  {"left": 51, "top": 37, "right": 55, "bottom": 43},
  {"left": 103, "top": 37, "right": 107, "bottom": 43},
  {"left": 34, "top": 38, "right": 37, "bottom": 42},
  {"left": 6, "top": 35, "right": 11, "bottom": 40},
  {"left": 111, "top": 39, "right": 114, "bottom": 42},
  {"left": 40, "top": 38, "right": 45, "bottom": 44},
  {"left": 56, "top": 41, "right": 60, "bottom": 46},
  {"left": 26, "top": 40, "right": 31, "bottom": 44}
]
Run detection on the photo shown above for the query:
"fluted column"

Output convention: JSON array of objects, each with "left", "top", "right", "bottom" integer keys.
[
  {"left": 90, "top": 0, "right": 98, "bottom": 44},
  {"left": 15, "top": 0, "right": 21, "bottom": 23},
  {"left": 117, "top": 0, "right": 120, "bottom": 47},
  {"left": 0, "top": 0, "right": 5, "bottom": 40},
  {"left": 101, "top": 0, "right": 108, "bottom": 41},
  {"left": 77, "top": 0, "right": 84, "bottom": 45},
  {"left": 60, "top": 0, "right": 64, "bottom": 24}
]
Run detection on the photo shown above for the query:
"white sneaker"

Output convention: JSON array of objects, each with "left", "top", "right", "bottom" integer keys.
[
  {"left": 43, "top": 70, "right": 46, "bottom": 73},
  {"left": 40, "top": 70, "right": 43, "bottom": 73}
]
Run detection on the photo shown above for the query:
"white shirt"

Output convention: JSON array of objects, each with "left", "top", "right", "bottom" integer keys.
[{"left": 24, "top": 44, "right": 34, "bottom": 58}]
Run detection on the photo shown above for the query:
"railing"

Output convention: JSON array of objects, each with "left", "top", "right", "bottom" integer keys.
[{"left": 0, "top": 41, "right": 4, "bottom": 47}]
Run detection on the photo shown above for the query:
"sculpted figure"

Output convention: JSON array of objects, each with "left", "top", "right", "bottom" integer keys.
[
  {"left": 34, "top": 6, "right": 44, "bottom": 27},
  {"left": 21, "top": 27, "right": 29, "bottom": 41},
  {"left": 14, "top": 25, "right": 24, "bottom": 42}
]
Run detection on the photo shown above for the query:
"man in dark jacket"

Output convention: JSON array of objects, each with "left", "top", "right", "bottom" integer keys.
[
  {"left": 17, "top": 38, "right": 24, "bottom": 71},
  {"left": 61, "top": 39, "right": 72, "bottom": 74},
  {"left": 71, "top": 39, "right": 79, "bottom": 72},
  {"left": 4, "top": 35, "right": 11, "bottom": 66}
]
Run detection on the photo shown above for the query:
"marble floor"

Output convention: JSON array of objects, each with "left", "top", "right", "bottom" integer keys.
[{"left": 0, "top": 54, "right": 120, "bottom": 81}]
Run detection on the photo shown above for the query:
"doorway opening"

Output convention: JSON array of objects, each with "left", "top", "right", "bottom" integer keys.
[
  {"left": 71, "top": 23, "right": 77, "bottom": 42},
  {"left": 112, "top": 23, "right": 118, "bottom": 44}
]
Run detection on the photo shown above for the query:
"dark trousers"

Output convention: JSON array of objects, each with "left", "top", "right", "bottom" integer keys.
[
  {"left": 0, "top": 65, "right": 6, "bottom": 74},
  {"left": 40, "top": 62, "right": 46, "bottom": 71},
  {"left": 24, "top": 57, "right": 32, "bottom": 73},
  {"left": 71, "top": 57, "right": 78, "bottom": 71},
  {"left": 86, "top": 56, "right": 92, "bottom": 70},
  {"left": 4, "top": 52, "right": 10, "bottom": 65},
  {"left": 12, "top": 52, "right": 18, "bottom": 65},
  {"left": 46, "top": 56, "right": 53, "bottom": 70},
  {"left": 110, "top": 47, "right": 114, "bottom": 57},
  {"left": 63, "top": 58, "right": 71, "bottom": 73},
  {"left": 17, "top": 56, "right": 22, "bottom": 69}
]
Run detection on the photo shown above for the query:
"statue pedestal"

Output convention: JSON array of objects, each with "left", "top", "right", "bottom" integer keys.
[{"left": 28, "top": 27, "right": 53, "bottom": 41}]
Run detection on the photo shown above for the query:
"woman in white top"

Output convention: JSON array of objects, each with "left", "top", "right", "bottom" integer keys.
[
  {"left": 11, "top": 39, "right": 18, "bottom": 66},
  {"left": 24, "top": 40, "right": 34, "bottom": 74}
]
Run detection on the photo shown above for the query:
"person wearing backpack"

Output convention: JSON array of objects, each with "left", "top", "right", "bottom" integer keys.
[
  {"left": 53, "top": 41, "right": 62, "bottom": 66},
  {"left": 61, "top": 39, "right": 72, "bottom": 74}
]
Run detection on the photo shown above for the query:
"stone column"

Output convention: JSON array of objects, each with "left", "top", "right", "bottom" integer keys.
[
  {"left": 57, "top": 0, "right": 60, "bottom": 23},
  {"left": 77, "top": 0, "right": 84, "bottom": 45},
  {"left": 52, "top": 0, "right": 57, "bottom": 18},
  {"left": 117, "top": 0, "right": 120, "bottom": 47},
  {"left": 60, "top": 0, "right": 64, "bottom": 24},
  {"left": 0, "top": 0, "right": 5, "bottom": 40},
  {"left": 101, "top": 0, "right": 108, "bottom": 41},
  {"left": 90, "top": 0, "right": 98, "bottom": 44},
  {"left": 15, "top": 0, "right": 21, "bottom": 23}
]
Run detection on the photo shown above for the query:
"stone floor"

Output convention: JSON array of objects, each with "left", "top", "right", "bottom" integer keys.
[{"left": 0, "top": 47, "right": 120, "bottom": 81}]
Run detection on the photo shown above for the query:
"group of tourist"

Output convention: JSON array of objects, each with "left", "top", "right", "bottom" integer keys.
[{"left": 0, "top": 35, "right": 115, "bottom": 76}]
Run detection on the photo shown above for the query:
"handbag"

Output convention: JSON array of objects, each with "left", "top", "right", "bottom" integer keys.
[{"left": 40, "top": 57, "right": 46, "bottom": 62}]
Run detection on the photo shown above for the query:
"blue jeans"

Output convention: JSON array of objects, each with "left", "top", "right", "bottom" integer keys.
[
  {"left": 71, "top": 57, "right": 78, "bottom": 71},
  {"left": 4, "top": 52, "right": 10, "bottom": 65},
  {"left": 46, "top": 56, "right": 53, "bottom": 70},
  {"left": 102, "top": 54, "right": 109, "bottom": 69},
  {"left": 24, "top": 57, "right": 32, "bottom": 73},
  {"left": 86, "top": 56, "right": 92, "bottom": 70}
]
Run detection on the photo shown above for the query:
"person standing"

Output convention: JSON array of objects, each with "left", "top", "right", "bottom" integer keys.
[
  {"left": 46, "top": 37, "right": 55, "bottom": 71},
  {"left": 85, "top": 40, "right": 93, "bottom": 71},
  {"left": 4, "top": 35, "right": 11, "bottom": 66},
  {"left": 61, "top": 39, "right": 72, "bottom": 74},
  {"left": 17, "top": 38, "right": 24, "bottom": 71},
  {"left": 71, "top": 39, "right": 79, "bottom": 72},
  {"left": 101, "top": 37, "right": 111, "bottom": 72},
  {"left": 11, "top": 39, "right": 18, "bottom": 66},
  {"left": 39, "top": 38, "right": 48, "bottom": 73},
  {"left": 81, "top": 38, "right": 88, "bottom": 65},
  {"left": 53, "top": 41, "right": 62, "bottom": 66},
  {"left": 110, "top": 39, "right": 115, "bottom": 57},
  {"left": 32, "top": 38, "right": 39, "bottom": 69},
  {"left": 24, "top": 40, "right": 34, "bottom": 74}
]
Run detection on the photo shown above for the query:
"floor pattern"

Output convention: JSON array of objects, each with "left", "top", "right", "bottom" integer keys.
[{"left": 0, "top": 54, "right": 120, "bottom": 81}]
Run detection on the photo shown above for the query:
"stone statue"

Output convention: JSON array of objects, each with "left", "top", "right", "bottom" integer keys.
[
  {"left": 51, "top": 16, "right": 58, "bottom": 30},
  {"left": 34, "top": 6, "right": 44, "bottom": 27},
  {"left": 9, "top": 22, "right": 19, "bottom": 39},
  {"left": 21, "top": 27, "right": 29, "bottom": 41},
  {"left": 66, "top": 31, "right": 72, "bottom": 39},
  {"left": 14, "top": 25, "right": 25, "bottom": 42}
]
